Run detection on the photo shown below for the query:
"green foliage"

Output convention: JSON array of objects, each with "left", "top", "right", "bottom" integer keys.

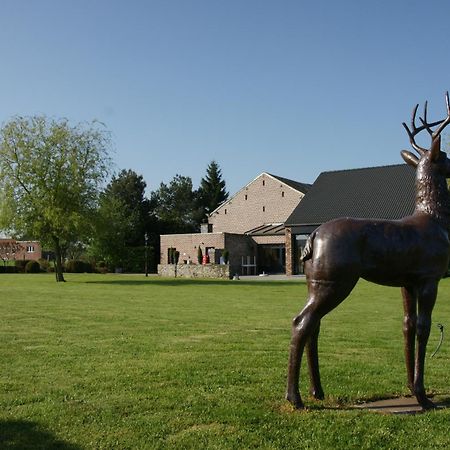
[
  {"left": 14, "top": 259, "right": 31, "bottom": 273},
  {"left": 0, "top": 115, "right": 112, "bottom": 282},
  {"left": 151, "top": 174, "right": 197, "bottom": 232},
  {"left": 196, "top": 160, "right": 229, "bottom": 223},
  {"left": 197, "top": 246, "right": 203, "bottom": 264},
  {"left": 38, "top": 258, "right": 51, "bottom": 272},
  {"left": 222, "top": 248, "right": 229, "bottom": 264},
  {"left": 25, "top": 260, "right": 41, "bottom": 273},
  {"left": 1, "top": 275, "right": 450, "bottom": 448},
  {"left": 89, "top": 169, "right": 157, "bottom": 272},
  {"left": 0, "top": 265, "right": 17, "bottom": 273},
  {"left": 65, "top": 260, "right": 93, "bottom": 273}
]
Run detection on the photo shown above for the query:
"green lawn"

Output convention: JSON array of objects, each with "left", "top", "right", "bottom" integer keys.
[{"left": 1, "top": 274, "right": 449, "bottom": 449}]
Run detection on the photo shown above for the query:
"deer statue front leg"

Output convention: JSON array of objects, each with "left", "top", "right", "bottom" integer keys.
[
  {"left": 401, "top": 286, "right": 417, "bottom": 393},
  {"left": 414, "top": 280, "right": 438, "bottom": 409}
]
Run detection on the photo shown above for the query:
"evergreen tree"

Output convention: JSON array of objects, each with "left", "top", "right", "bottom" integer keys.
[{"left": 196, "top": 161, "right": 229, "bottom": 224}]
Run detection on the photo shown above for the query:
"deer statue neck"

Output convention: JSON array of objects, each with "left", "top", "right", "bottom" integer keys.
[{"left": 414, "top": 155, "right": 450, "bottom": 228}]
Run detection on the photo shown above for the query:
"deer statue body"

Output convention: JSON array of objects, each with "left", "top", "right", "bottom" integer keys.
[{"left": 286, "top": 93, "right": 450, "bottom": 410}]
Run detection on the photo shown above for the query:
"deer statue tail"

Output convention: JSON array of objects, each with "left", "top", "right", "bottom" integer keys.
[{"left": 300, "top": 231, "right": 316, "bottom": 262}]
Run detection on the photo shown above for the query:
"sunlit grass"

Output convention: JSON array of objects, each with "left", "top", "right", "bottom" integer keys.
[{"left": 1, "top": 274, "right": 449, "bottom": 449}]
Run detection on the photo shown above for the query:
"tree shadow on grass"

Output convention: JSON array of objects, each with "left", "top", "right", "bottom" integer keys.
[
  {"left": 84, "top": 278, "right": 302, "bottom": 287},
  {"left": 0, "top": 420, "right": 81, "bottom": 450}
]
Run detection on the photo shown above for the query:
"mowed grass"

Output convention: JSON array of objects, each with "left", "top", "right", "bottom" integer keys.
[{"left": 1, "top": 274, "right": 449, "bottom": 449}]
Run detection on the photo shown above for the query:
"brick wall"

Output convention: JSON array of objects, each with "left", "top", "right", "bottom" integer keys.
[
  {"left": 285, "top": 228, "right": 293, "bottom": 276},
  {"left": 160, "top": 233, "right": 226, "bottom": 265},
  {"left": 209, "top": 173, "right": 304, "bottom": 234},
  {"left": 0, "top": 239, "right": 42, "bottom": 262},
  {"left": 160, "top": 232, "right": 257, "bottom": 275}
]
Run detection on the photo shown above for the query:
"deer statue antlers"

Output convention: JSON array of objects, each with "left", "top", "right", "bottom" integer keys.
[{"left": 401, "top": 92, "right": 450, "bottom": 166}]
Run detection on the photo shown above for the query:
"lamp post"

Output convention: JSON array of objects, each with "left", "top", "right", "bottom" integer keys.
[{"left": 144, "top": 232, "right": 148, "bottom": 277}]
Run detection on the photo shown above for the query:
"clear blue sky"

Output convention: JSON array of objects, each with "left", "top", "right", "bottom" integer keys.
[{"left": 1, "top": 0, "right": 449, "bottom": 195}]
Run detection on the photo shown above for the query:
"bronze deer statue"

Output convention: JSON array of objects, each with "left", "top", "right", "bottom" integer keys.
[{"left": 286, "top": 92, "right": 450, "bottom": 410}]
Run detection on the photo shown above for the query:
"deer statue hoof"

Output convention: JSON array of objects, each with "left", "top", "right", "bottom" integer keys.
[
  {"left": 309, "top": 387, "right": 324, "bottom": 400},
  {"left": 417, "top": 395, "right": 436, "bottom": 411},
  {"left": 286, "top": 392, "right": 305, "bottom": 409}
]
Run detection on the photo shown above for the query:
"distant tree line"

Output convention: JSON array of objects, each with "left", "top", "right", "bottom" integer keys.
[{"left": 0, "top": 114, "right": 229, "bottom": 280}]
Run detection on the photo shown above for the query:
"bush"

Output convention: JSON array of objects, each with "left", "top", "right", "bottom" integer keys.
[
  {"left": 197, "top": 247, "right": 203, "bottom": 264},
  {"left": 222, "top": 249, "right": 229, "bottom": 264},
  {"left": 38, "top": 258, "right": 51, "bottom": 272},
  {"left": 65, "top": 260, "right": 93, "bottom": 273},
  {"left": 15, "top": 260, "right": 31, "bottom": 273},
  {"left": 0, "top": 265, "right": 17, "bottom": 273},
  {"left": 96, "top": 261, "right": 108, "bottom": 274},
  {"left": 25, "top": 260, "right": 41, "bottom": 273}
]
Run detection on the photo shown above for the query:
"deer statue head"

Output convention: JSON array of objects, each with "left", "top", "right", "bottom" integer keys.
[
  {"left": 401, "top": 92, "right": 450, "bottom": 172},
  {"left": 401, "top": 92, "right": 450, "bottom": 223}
]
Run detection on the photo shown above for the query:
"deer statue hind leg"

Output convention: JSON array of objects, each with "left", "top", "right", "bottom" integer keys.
[
  {"left": 286, "top": 277, "right": 359, "bottom": 409},
  {"left": 401, "top": 286, "right": 417, "bottom": 394},
  {"left": 414, "top": 280, "right": 438, "bottom": 410},
  {"left": 307, "top": 322, "right": 324, "bottom": 400}
]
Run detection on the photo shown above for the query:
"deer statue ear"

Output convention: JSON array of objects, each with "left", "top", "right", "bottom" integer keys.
[
  {"left": 430, "top": 135, "right": 441, "bottom": 161},
  {"left": 401, "top": 150, "right": 419, "bottom": 167}
]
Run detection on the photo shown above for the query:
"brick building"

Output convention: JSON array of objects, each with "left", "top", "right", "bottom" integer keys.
[
  {"left": 159, "top": 172, "right": 310, "bottom": 275},
  {"left": 0, "top": 238, "right": 42, "bottom": 263}
]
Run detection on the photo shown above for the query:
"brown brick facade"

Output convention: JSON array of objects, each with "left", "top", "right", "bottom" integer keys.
[
  {"left": 285, "top": 227, "right": 294, "bottom": 276},
  {"left": 0, "top": 239, "right": 42, "bottom": 262},
  {"left": 209, "top": 173, "right": 305, "bottom": 234},
  {"left": 160, "top": 172, "right": 309, "bottom": 276},
  {"left": 160, "top": 232, "right": 256, "bottom": 276}
]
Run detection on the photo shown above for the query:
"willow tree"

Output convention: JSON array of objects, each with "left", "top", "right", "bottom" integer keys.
[{"left": 0, "top": 116, "right": 111, "bottom": 282}]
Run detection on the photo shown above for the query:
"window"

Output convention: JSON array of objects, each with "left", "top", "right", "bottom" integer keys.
[
  {"left": 245, "top": 194, "right": 248, "bottom": 200},
  {"left": 262, "top": 180, "right": 265, "bottom": 186},
  {"left": 26, "top": 245, "right": 35, "bottom": 253},
  {"left": 225, "top": 209, "right": 227, "bottom": 215},
  {"left": 282, "top": 191, "right": 285, "bottom": 197},
  {"left": 262, "top": 206, "right": 265, "bottom": 212}
]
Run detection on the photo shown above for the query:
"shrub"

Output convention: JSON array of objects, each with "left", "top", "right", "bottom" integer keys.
[
  {"left": 174, "top": 251, "right": 180, "bottom": 264},
  {"left": 96, "top": 261, "right": 108, "bottom": 274},
  {"left": 15, "top": 260, "right": 31, "bottom": 273},
  {"left": 65, "top": 260, "right": 93, "bottom": 273},
  {"left": 38, "top": 258, "right": 50, "bottom": 272},
  {"left": 197, "top": 247, "right": 203, "bottom": 264},
  {"left": 0, "top": 265, "right": 17, "bottom": 273},
  {"left": 25, "top": 260, "right": 41, "bottom": 273},
  {"left": 222, "top": 249, "right": 229, "bottom": 264}
]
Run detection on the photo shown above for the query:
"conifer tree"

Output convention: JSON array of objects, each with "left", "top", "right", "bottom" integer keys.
[{"left": 196, "top": 161, "right": 229, "bottom": 224}]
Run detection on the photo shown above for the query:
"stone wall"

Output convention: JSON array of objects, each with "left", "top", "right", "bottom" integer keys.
[{"left": 158, "top": 263, "right": 230, "bottom": 279}]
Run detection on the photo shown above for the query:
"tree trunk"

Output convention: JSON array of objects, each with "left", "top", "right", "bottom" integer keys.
[{"left": 53, "top": 236, "right": 66, "bottom": 282}]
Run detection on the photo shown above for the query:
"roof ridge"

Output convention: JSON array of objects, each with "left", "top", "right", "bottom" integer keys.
[{"left": 319, "top": 163, "right": 405, "bottom": 175}]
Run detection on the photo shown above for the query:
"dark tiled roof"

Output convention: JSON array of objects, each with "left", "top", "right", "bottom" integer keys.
[
  {"left": 267, "top": 173, "right": 312, "bottom": 194},
  {"left": 285, "top": 164, "right": 416, "bottom": 227}
]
